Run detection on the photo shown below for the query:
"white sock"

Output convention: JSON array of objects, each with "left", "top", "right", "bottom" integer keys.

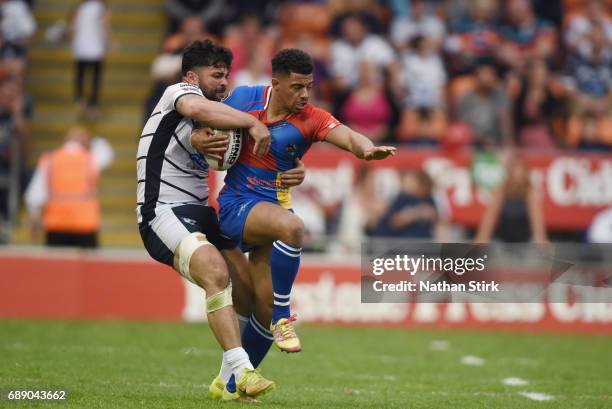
[
  {"left": 236, "top": 313, "right": 249, "bottom": 336},
  {"left": 218, "top": 315, "right": 250, "bottom": 382},
  {"left": 218, "top": 354, "right": 233, "bottom": 383},
  {"left": 223, "top": 347, "right": 253, "bottom": 382}
]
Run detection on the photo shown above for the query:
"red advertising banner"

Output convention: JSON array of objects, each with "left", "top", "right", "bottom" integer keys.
[
  {"left": 209, "top": 148, "right": 612, "bottom": 230},
  {"left": 1, "top": 252, "right": 610, "bottom": 333}
]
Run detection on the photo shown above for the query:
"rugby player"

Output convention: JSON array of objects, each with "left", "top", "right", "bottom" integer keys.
[
  {"left": 204, "top": 48, "right": 395, "bottom": 396},
  {"left": 137, "top": 39, "right": 290, "bottom": 401}
]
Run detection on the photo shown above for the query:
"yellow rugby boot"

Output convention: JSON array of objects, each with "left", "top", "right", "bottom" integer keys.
[
  {"left": 208, "top": 376, "right": 225, "bottom": 400},
  {"left": 236, "top": 368, "right": 276, "bottom": 398},
  {"left": 270, "top": 315, "right": 301, "bottom": 353}
]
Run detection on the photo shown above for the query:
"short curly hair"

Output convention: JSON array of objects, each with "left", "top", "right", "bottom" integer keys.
[
  {"left": 181, "top": 39, "right": 233, "bottom": 75},
  {"left": 271, "top": 49, "right": 313, "bottom": 76}
]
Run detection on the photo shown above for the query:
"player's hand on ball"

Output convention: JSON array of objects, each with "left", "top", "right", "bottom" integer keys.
[
  {"left": 190, "top": 127, "right": 229, "bottom": 161},
  {"left": 249, "top": 121, "right": 272, "bottom": 157},
  {"left": 280, "top": 158, "right": 305, "bottom": 188},
  {"left": 364, "top": 146, "right": 396, "bottom": 161}
]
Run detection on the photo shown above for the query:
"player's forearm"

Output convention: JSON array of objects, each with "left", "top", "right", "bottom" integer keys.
[
  {"left": 347, "top": 130, "right": 375, "bottom": 160},
  {"left": 326, "top": 126, "right": 376, "bottom": 159},
  {"left": 180, "top": 98, "right": 257, "bottom": 130}
]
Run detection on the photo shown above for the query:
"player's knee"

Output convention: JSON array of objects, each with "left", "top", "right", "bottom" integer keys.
[
  {"left": 280, "top": 216, "right": 304, "bottom": 246},
  {"left": 189, "top": 248, "right": 229, "bottom": 293}
]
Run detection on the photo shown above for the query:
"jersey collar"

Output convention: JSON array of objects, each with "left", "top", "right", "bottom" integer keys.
[{"left": 263, "top": 85, "right": 272, "bottom": 110}]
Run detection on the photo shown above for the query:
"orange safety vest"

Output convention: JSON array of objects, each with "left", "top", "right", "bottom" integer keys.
[{"left": 43, "top": 144, "right": 100, "bottom": 233}]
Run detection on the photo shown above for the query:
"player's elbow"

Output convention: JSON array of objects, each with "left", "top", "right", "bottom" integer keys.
[{"left": 177, "top": 98, "right": 201, "bottom": 119}]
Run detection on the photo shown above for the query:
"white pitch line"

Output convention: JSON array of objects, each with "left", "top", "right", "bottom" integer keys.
[
  {"left": 518, "top": 391, "right": 555, "bottom": 401},
  {"left": 430, "top": 340, "right": 449, "bottom": 351},
  {"left": 502, "top": 377, "right": 529, "bottom": 386},
  {"left": 461, "top": 355, "right": 485, "bottom": 366}
]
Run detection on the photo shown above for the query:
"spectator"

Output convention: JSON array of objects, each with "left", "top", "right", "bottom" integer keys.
[
  {"left": 330, "top": 14, "right": 397, "bottom": 91},
  {"left": 329, "top": 0, "right": 385, "bottom": 37},
  {"left": 336, "top": 167, "right": 387, "bottom": 253},
  {"left": 373, "top": 170, "right": 438, "bottom": 239},
  {"left": 0, "top": 74, "right": 29, "bottom": 165},
  {"left": 475, "top": 154, "right": 547, "bottom": 243},
  {"left": 223, "top": 13, "right": 274, "bottom": 74},
  {"left": 69, "top": 0, "right": 111, "bottom": 120},
  {"left": 497, "top": 0, "right": 557, "bottom": 71},
  {"left": 457, "top": 60, "right": 513, "bottom": 147},
  {"left": 572, "top": 113, "right": 612, "bottom": 152},
  {"left": 230, "top": 1, "right": 281, "bottom": 27},
  {"left": 390, "top": 0, "right": 446, "bottom": 52},
  {"left": 1, "top": 0, "right": 36, "bottom": 49},
  {"left": 513, "top": 59, "right": 557, "bottom": 148},
  {"left": 0, "top": 28, "right": 27, "bottom": 62},
  {"left": 565, "top": 0, "right": 612, "bottom": 58},
  {"left": 399, "top": 35, "right": 447, "bottom": 110},
  {"left": 163, "top": 16, "right": 218, "bottom": 54},
  {"left": 0, "top": 74, "right": 29, "bottom": 233},
  {"left": 396, "top": 108, "right": 447, "bottom": 146},
  {"left": 164, "top": 0, "right": 224, "bottom": 34},
  {"left": 24, "top": 126, "right": 114, "bottom": 248},
  {"left": 231, "top": 46, "right": 271, "bottom": 87},
  {"left": 338, "top": 62, "right": 398, "bottom": 142},
  {"left": 564, "top": 24, "right": 612, "bottom": 115},
  {"left": 444, "top": 0, "right": 500, "bottom": 76}
]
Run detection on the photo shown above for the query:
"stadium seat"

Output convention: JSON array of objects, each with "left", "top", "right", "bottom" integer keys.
[{"left": 279, "top": 4, "right": 332, "bottom": 39}]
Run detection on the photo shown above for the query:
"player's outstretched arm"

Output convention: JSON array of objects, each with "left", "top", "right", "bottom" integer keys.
[
  {"left": 324, "top": 125, "right": 396, "bottom": 161},
  {"left": 177, "top": 94, "right": 271, "bottom": 156}
]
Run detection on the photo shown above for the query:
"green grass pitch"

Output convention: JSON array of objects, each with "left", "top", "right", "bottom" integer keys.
[{"left": 1, "top": 320, "right": 610, "bottom": 408}]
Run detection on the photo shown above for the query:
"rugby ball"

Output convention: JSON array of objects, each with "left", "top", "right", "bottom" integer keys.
[{"left": 204, "top": 128, "right": 243, "bottom": 171}]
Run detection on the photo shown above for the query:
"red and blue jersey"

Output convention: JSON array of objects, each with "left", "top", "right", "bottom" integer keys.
[{"left": 221, "top": 85, "right": 341, "bottom": 208}]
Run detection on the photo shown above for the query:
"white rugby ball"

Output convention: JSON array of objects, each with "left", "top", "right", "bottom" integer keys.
[{"left": 204, "top": 128, "right": 243, "bottom": 171}]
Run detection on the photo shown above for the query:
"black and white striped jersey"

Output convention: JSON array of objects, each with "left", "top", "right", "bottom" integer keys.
[{"left": 136, "top": 82, "right": 210, "bottom": 224}]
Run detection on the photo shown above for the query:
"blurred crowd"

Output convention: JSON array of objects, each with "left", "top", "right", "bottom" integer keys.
[
  {"left": 145, "top": 0, "right": 611, "bottom": 250},
  {"left": 150, "top": 0, "right": 612, "bottom": 152},
  {"left": 4, "top": 0, "right": 610, "bottom": 248}
]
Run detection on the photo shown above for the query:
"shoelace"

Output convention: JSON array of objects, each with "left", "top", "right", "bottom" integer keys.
[
  {"left": 274, "top": 315, "right": 298, "bottom": 341},
  {"left": 243, "top": 369, "right": 263, "bottom": 386}
]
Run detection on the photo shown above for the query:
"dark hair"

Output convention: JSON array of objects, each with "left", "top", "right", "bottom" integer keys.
[
  {"left": 409, "top": 35, "right": 425, "bottom": 50},
  {"left": 181, "top": 39, "right": 233, "bottom": 76},
  {"left": 271, "top": 49, "right": 313, "bottom": 76}
]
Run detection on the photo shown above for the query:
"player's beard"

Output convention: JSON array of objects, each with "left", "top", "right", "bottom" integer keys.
[{"left": 202, "top": 86, "right": 226, "bottom": 102}]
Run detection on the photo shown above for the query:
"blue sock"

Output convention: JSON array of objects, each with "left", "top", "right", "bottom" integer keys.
[
  {"left": 226, "top": 314, "right": 273, "bottom": 393},
  {"left": 270, "top": 240, "right": 301, "bottom": 323}
]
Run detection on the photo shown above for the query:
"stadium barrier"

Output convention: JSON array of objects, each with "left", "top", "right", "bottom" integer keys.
[
  {"left": 209, "top": 147, "right": 612, "bottom": 230},
  {"left": 1, "top": 248, "right": 610, "bottom": 333}
]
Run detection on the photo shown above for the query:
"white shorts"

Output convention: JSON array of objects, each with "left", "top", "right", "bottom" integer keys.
[{"left": 138, "top": 203, "right": 236, "bottom": 267}]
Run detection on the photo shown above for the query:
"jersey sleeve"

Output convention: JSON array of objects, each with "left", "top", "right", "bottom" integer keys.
[
  {"left": 168, "top": 83, "right": 203, "bottom": 111},
  {"left": 306, "top": 106, "right": 342, "bottom": 142},
  {"left": 223, "top": 85, "right": 265, "bottom": 112}
]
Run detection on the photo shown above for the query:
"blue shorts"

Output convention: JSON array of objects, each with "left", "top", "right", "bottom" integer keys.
[{"left": 218, "top": 190, "right": 275, "bottom": 252}]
